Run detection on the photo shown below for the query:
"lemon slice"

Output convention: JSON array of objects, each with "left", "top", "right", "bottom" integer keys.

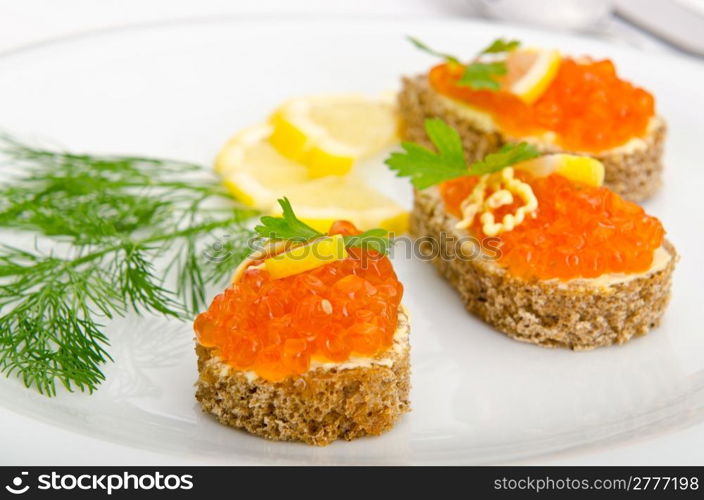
[
  {"left": 216, "top": 122, "right": 409, "bottom": 233},
  {"left": 269, "top": 94, "right": 399, "bottom": 178},
  {"left": 271, "top": 176, "right": 408, "bottom": 234},
  {"left": 503, "top": 48, "right": 561, "bottom": 104},
  {"left": 515, "top": 154, "right": 605, "bottom": 186},
  {"left": 215, "top": 123, "right": 310, "bottom": 208},
  {"left": 263, "top": 235, "right": 348, "bottom": 280}
]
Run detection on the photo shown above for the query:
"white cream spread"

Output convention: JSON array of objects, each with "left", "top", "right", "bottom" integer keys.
[
  {"left": 435, "top": 93, "right": 659, "bottom": 155},
  {"left": 553, "top": 246, "right": 672, "bottom": 289}
]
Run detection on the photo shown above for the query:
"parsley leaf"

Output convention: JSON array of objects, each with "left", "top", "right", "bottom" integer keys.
[
  {"left": 254, "top": 198, "right": 323, "bottom": 241},
  {"left": 469, "top": 143, "right": 540, "bottom": 175},
  {"left": 458, "top": 62, "right": 507, "bottom": 90},
  {"left": 254, "top": 198, "right": 392, "bottom": 255},
  {"left": 407, "top": 36, "right": 521, "bottom": 91},
  {"left": 459, "top": 37, "right": 520, "bottom": 90},
  {"left": 385, "top": 119, "right": 541, "bottom": 188},
  {"left": 480, "top": 38, "right": 521, "bottom": 55},
  {"left": 385, "top": 119, "right": 468, "bottom": 189},
  {"left": 344, "top": 228, "right": 391, "bottom": 255},
  {"left": 406, "top": 36, "right": 460, "bottom": 65}
]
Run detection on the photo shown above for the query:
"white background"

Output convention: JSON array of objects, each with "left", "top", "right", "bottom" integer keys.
[{"left": 0, "top": 0, "right": 703, "bottom": 466}]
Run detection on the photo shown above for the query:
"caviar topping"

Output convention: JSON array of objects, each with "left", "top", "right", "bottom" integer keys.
[
  {"left": 440, "top": 173, "right": 664, "bottom": 281},
  {"left": 194, "top": 221, "right": 403, "bottom": 382},
  {"left": 429, "top": 57, "right": 655, "bottom": 152}
]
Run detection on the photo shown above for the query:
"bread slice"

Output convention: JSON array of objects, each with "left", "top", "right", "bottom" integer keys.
[
  {"left": 412, "top": 187, "right": 677, "bottom": 350},
  {"left": 195, "top": 307, "right": 411, "bottom": 446},
  {"left": 399, "top": 75, "right": 667, "bottom": 202}
]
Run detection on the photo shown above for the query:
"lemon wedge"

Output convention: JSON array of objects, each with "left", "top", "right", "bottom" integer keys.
[
  {"left": 503, "top": 48, "right": 561, "bottom": 104},
  {"left": 263, "top": 235, "right": 348, "bottom": 280},
  {"left": 515, "top": 154, "right": 605, "bottom": 186},
  {"left": 269, "top": 94, "right": 399, "bottom": 177}
]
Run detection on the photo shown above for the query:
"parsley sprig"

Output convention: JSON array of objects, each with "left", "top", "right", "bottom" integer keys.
[
  {"left": 255, "top": 198, "right": 392, "bottom": 255},
  {"left": 407, "top": 36, "right": 521, "bottom": 90},
  {"left": 385, "top": 119, "right": 540, "bottom": 189},
  {"left": 481, "top": 38, "right": 521, "bottom": 54},
  {"left": 407, "top": 36, "right": 460, "bottom": 65},
  {"left": 255, "top": 198, "right": 321, "bottom": 242}
]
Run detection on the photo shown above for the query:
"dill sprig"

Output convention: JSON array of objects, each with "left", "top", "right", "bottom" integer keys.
[{"left": 0, "top": 136, "right": 257, "bottom": 395}]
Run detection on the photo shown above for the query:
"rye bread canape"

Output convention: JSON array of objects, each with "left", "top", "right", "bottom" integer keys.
[
  {"left": 387, "top": 119, "right": 676, "bottom": 350},
  {"left": 400, "top": 37, "right": 665, "bottom": 202},
  {"left": 194, "top": 199, "right": 409, "bottom": 446}
]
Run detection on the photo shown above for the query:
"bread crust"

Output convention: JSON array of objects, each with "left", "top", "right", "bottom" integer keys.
[
  {"left": 399, "top": 75, "right": 666, "bottom": 202},
  {"left": 195, "top": 308, "right": 411, "bottom": 446},
  {"left": 412, "top": 187, "right": 677, "bottom": 350}
]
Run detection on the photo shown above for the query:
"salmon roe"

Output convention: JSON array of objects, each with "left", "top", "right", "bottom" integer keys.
[
  {"left": 193, "top": 220, "right": 403, "bottom": 382},
  {"left": 429, "top": 58, "right": 655, "bottom": 152},
  {"left": 440, "top": 174, "right": 664, "bottom": 281}
]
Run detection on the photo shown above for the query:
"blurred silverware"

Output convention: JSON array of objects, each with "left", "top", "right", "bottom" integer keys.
[
  {"left": 615, "top": 0, "right": 704, "bottom": 58},
  {"left": 475, "top": 0, "right": 613, "bottom": 30}
]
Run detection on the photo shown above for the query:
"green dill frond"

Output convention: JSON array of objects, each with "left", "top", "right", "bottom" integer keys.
[{"left": 0, "top": 135, "right": 259, "bottom": 395}]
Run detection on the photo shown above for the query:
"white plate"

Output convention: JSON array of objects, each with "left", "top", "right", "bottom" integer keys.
[{"left": 1, "top": 16, "right": 703, "bottom": 465}]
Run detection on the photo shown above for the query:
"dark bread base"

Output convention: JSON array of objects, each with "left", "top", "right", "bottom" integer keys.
[{"left": 412, "top": 187, "right": 677, "bottom": 350}]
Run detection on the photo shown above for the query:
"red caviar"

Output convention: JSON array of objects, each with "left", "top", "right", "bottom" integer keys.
[
  {"left": 194, "top": 221, "right": 403, "bottom": 382},
  {"left": 439, "top": 176, "right": 479, "bottom": 218},
  {"left": 440, "top": 174, "right": 664, "bottom": 281},
  {"left": 429, "top": 58, "right": 655, "bottom": 152}
]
